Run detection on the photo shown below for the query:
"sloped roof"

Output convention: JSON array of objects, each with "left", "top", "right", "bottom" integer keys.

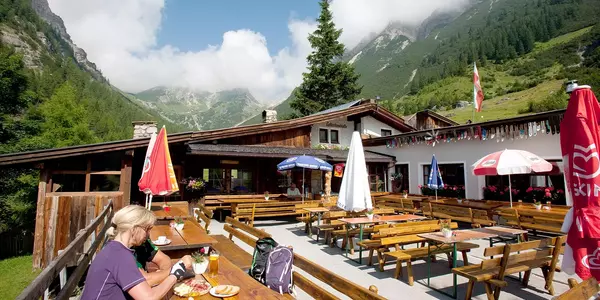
[
  {"left": 0, "top": 101, "right": 412, "bottom": 166},
  {"left": 310, "top": 99, "right": 363, "bottom": 116}
]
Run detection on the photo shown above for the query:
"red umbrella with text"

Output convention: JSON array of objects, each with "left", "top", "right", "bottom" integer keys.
[
  {"left": 138, "top": 126, "right": 179, "bottom": 210},
  {"left": 560, "top": 85, "right": 600, "bottom": 281}
]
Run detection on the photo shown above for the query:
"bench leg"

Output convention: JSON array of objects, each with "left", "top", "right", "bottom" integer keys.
[
  {"left": 521, "top": 269, "right": 532, "bottom": 288},
  {"left": 484, "top": 282, "right": 495, "bottom": 300},
  {"left": 545, "top": 266, "right": 556, "bottom": 295},
  {"left": 367, "top": 249, "right": 374, "bottom": 266},
  {"left": 446, "top": 253, "right": 453, "bottom": 268},
  {"left": 394, "top": 260, "right": 403, "bottom": 279},
  {"left": 378, "top": 252, "right": 386, "bottom": 272},
  {"left": 349, "top": 238, "right": 355, "bottom": 256},
  {"left": 406, "top": 260, "right": 414, "bottom": 286},
  {"left": 465, "top": 280, "right": 475, "bottom": 299},
  {"left": 461, "top": 251, "right": 469, "bottom": 266}
]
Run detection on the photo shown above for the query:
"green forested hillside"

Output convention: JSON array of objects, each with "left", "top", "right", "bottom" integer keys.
[{"left": 0, "top": 0, "right": 184, "bottom": 236}]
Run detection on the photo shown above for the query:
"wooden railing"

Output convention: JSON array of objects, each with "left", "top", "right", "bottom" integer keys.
[{"left": 17, "top": 200, "right": 114, "bottom": 300}]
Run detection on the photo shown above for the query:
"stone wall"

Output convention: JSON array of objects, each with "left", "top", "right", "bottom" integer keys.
[{"left": 132, "top": 121, "right": 157, "bottom": 139}]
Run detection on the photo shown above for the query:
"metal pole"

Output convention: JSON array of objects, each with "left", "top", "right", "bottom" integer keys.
[
  {"left": 509, "top": 174, "right": 513, "bottom": 207},
  {"left": 302, "top": 168, "right": 305, "bottom": 203}
]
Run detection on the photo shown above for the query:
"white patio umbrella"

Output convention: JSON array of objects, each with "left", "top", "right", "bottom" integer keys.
[
  {"left": 472, "top": 149, "right": 553, "bottom": 207},
  {"left": 337, "top": 131, "right": 373, "bottom": 212}
]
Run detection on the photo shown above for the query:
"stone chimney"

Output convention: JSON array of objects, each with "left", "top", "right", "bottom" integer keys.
[
  {"left": 262, "top": 110, "right": 277, "bottom": 123},
  {"left": 132, "top": 121, "right": 157, "bottom": 139}
]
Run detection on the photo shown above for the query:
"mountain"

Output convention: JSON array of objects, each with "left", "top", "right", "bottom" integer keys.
[
  {"left": 131, "top": 87, "right": 265, "bottom": 130},
  {"left": 242, "top": 0, "right": 600, "bottom": 125}
]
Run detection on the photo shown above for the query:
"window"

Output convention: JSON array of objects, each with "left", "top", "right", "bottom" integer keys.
[
  {"left": 330, "top": 130, "right": 339, "bottom": 144},
  {"left": 422, "top": 163, "right": 465, "bottom": 187},
  {"left": 319, "top": 128, "right": 328, "bottom": 143},
  {"left": 203, "top": 168, "right": 224, "bottom": 193},
  {"left": 231, "top": 169, "right": 253, "bottom": 193},
  {"left": 381, "top": 129, "right": 392, "bottom": 137}
]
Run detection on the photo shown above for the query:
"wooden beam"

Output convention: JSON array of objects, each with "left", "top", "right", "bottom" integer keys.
[
  {"left": 84, "top": 159, "right": 91, "bottom": 192},
  {"left": 52, "top": 170, "right": 121, "bottom": 175},
  {"left": 119, "top": 152, "right": 133, "bottom": 205},
  {"left": 32, "top": 169, "right": 50, "bottom": 269},
  {"left": 44, "top": 196, "right": 59, "bottom": 268}
]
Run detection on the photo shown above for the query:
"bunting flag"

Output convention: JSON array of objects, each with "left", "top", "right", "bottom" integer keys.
[{"left": 474, "top": 62, "right": 484, "bottom": 112}]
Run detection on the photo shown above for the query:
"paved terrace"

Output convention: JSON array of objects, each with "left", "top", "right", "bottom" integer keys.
[{"left": 208, "top": 217, "right": 576, "bottom": 300}]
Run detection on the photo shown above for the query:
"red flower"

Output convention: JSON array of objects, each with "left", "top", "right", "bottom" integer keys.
[
  {"left": 558, "top": 189, "right": 564, "bottom": 194},
  {"left": 549, "top": 186, "right": 555, "bottom": 191},
  {"left": 526, "top": 187, "right": 533, "bottom": 193},
  {"left": 545, "top": 192, "right": 552, "bottom": 198},
  {"left": 418, "top": 185, "right": 422, "bottom": 189},
  {"left": 545, "top": 188, "right": 550, "bottom": 193}
]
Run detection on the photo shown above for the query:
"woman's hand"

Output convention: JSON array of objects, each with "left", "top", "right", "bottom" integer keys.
[{"left": 181, "top": 255, "right": 193, "bottom": 269}]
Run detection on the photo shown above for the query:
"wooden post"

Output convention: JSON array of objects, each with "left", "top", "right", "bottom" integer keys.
[
  {"left": 325, "top": 171, "right": 332, "bottom": 205},
  {"left": 33, "top": 168, "right": 49, "bottom": 269},
  {"left": 84, "top": 159, "right": 91, "bottom": 192},
  {"left": 119, "top": 151, "right": 134, "bottom": 205}
]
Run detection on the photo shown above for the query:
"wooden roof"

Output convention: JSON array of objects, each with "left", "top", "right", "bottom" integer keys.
[{"left": 0, "top": 102, "right": 411, "bottom": 166}]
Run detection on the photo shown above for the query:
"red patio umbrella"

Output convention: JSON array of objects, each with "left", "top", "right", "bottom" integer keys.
[
  {"left": 560, "top": 86, "right": 600, "bottom": 281},
  {"left": 138, "top": 126, "right": 179, "bottom": 209}
]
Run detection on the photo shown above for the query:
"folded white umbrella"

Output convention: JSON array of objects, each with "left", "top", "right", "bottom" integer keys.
[{"left": 337, "top": 131, "right": 373, "bottom": 212}]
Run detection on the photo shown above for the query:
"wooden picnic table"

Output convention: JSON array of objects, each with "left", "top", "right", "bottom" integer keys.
[
  {"left": 339, "top": 214, "right": 426, "bottom": 264},
  {"left": 150, "top": 220, "right": 217, "bottom": 252},
  {"left": 216, "top": 198, "right": 273, "bottom": 218},
  {"left": 152, "top": 202, "right": 190, "bottom": 220},
  {"left": 169, "top": 255, "right": 291, "bottom": 299},
  {"left": 418, "top": 229, "right": 510, "bottom": 299}
]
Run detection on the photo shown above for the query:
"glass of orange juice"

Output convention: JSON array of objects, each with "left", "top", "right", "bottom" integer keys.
[{"left": 208, "top": 252, "right": 219, "bottom": 277}]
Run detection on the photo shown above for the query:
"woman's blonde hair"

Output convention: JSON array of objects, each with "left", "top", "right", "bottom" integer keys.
[{"left": 106, "top": 205, "right": 156, "bottom": 238}]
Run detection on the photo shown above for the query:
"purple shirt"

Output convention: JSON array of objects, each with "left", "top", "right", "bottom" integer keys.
[{"left": 81, "top": 241, "right": 146, "bottom": 300}]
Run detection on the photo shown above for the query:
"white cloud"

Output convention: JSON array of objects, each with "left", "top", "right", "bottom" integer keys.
[{"left": 47, "top": 0, "right": 468, "bottom": 103}]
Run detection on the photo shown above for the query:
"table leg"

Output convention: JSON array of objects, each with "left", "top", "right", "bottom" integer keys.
[
  {"left": 231, "top": 203, "right": 237, "bottom": 219},
  {"left": 308, "top": 212, "right": 313, "bottom": 237},
  {"left": 358, "top": 224, "right": 364, "bottom": 264},
  {"left": 452, "top": 243, "right": 457, "bottom": 299},
  {"left": 344, "top": 226, "right": 350, "bottom": 258},
  {"left": 427, "top": 243, "right": 431, "bottom": 286},
  {"left": 316, "top": 213, "right": 322, "bottom": 242}
]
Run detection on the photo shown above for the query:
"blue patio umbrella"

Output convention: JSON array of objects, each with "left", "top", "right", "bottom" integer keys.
[
  {"left": 427, "top": 154, "right": 444, "bottom": 200},
  {"left": 277, "top": 155, "right": 333, "bottom": 202}
]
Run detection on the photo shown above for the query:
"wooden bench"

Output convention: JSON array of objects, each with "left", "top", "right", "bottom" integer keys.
[
  {"left": 293, "top": 251, "right": 386, "bottom": 300},
  {"left": 210, "top": 216, "right": 271, "bottom": 270},
  {"left": 452, "top": 236, "right": 565, "bottom": 299},
  {"left": 427, "top": 203, "right": 496, "bottom": 227},
  {"left": 294, "top": 202, "right": 322, "bottom": 232},
  {"left": 556, "top": 277, "right": 600, "bottom": 300},
  {"left": 383, "top": 239, "right": 479, "bottom": 286},
  {"left": 376, "top": 197, "right": 422, "bottom": 214},
  {"left": 193, "top": 205, "right": 213, "bottom": 232},
  {"left": 235, "top": 200, "right": 322, "bottom": 224}
]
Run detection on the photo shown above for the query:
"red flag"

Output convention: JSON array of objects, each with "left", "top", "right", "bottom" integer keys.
[
  {"left": 473, "top": 62, "right": 484, "bottom": 112},
  {"left": 138, "top": 126, "right": 179, "bottom": 196},
  {"left": 560, "top": 86, "right": 600, "bottom": 280}
]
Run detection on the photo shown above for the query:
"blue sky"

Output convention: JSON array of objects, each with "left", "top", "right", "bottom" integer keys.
[{"left": 157, "top": 0, "right": 320, "bottom": 55}]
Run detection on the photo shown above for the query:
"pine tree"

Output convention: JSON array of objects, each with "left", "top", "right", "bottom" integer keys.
[{"left": 290, "top": 0, "right": 362, "bottom": 117}]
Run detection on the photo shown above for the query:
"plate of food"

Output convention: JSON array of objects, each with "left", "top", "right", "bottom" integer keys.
[
  {"left": 209, "top": 285, "right": 240, "bottom": 298},
  {"left": 153, "top": 238, "right": 171, "bottom": 246},
  {"left": 173, "top": 278, "right": 212, "bottom": 297}
]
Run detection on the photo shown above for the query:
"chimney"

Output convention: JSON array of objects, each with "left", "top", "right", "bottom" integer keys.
[
  {"left": 262, "top": 110, "right": 277, "bottom": 123},
  {"left": 132, "top": 121, "right": 157, "bottom": 139}
]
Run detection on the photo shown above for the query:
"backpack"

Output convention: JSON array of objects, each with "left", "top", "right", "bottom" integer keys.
[
  {"left": 249, "top": 237, "right": 278, "bottom": 283},
  {"left": 265, "top": 245, "right": 294, "bottom": 294}
]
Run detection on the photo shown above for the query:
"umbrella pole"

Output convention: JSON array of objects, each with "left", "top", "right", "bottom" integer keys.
[
  {"left": 302, "top": 168, "right": 305, "bottom": 203},
  {"left": 509, "top": 174, "right": 513, "bottom": 208},
  {"left": 435, "top": 189, "right": 438, "bottom": 201}
]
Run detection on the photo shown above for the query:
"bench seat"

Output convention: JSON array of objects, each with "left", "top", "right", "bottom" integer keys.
[{"left": 210, "top": 234, "right": 253, "bottom": 271}]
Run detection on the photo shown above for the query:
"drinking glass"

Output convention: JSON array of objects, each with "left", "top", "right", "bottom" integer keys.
[{"left": 208, "top": 252, "right": 219, "bottom": 277}]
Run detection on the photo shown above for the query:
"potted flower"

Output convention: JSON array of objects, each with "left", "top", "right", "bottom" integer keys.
[
  {"left": 264, "top": 191, "right": 270, "bottom": 201},
  {"left": 441, "top": 221, "right": 453, "bottom": 238},
  {"left": 162, "top": 202, "right": 171, "bottom": 212},
  {"left": 173, "top": 217, "right": 185, "bottom": 230},
  {"left": 402, "top": 190, "right": 408, "bottom": 199},
  {"left": 365, "top": 208, "right": 374, "bottom": 221},
  {"left": 533, "top": 200, "right": 542, "bottom": 210},
  {"left": 192, "top": 247, "right": 209, "bottom": 274}
]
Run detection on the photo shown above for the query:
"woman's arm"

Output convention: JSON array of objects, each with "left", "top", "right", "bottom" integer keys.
[
  {"left": 140, "top": 250, "right": 172, "bottom": 286},
  {"left": 127, "top": 274, "right": 177, "bottom": 300}
]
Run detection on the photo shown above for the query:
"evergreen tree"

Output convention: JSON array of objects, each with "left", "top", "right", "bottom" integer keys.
[{"left": 290, "top": 0, "right": 361, "bottom": 117}]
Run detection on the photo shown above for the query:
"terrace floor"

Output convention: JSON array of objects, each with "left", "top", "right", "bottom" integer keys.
[{"left": 208, "top": 217, "right": 577, "bottom": 300}]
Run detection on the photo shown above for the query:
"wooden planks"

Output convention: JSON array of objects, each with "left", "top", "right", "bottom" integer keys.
[
  {"left": 556, "top": 277, "right": 600, "bottom": 300},
  {"left": 32, "top": 192, "right": 124, "bottom": 269}
]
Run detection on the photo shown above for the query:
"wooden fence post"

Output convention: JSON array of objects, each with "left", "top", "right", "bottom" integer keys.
[{"left": 33, "top": 168, "right": 49, "bottom": 269}]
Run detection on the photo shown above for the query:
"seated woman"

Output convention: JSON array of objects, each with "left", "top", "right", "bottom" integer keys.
[
  {"left": 81, "top": 205, "right": 190, "bottom": 300},
  {"left": 287, "top": 182, "right": 302, "bottom": 197}
]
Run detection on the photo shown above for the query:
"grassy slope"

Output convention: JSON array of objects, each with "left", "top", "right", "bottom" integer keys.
[{"left": 0, "top": 256, "right": 39, "bottom": 299}]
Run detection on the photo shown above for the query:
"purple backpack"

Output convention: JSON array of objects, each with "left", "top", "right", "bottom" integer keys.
[{"left": 264, "top": 245, "right": 294, "bottom": 294}]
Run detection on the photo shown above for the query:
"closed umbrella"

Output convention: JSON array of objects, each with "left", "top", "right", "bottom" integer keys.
[
  {"left": 472, "top": 149, "right": 552, "bottom": 207},
  {"left": 138, "top": 126, "right": 179, "bottom": 209},
  {"left": 427, "top": 155, "right": 444, "bottom": 201},
  {"left": 277, "top": 155, "right": 332, "bottom": 202},
  {"left": 337, "top": 131, "right": 372, "bottom": 212},
  {"left": 560, "top": 85, "right": 600, "bottom": 280}
]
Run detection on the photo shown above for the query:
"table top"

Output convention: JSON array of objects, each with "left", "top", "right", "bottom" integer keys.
[
  {"left": 217, "top": 198, "right": 270, "bottom": 204},
  {"left": 169, "top": 255, "right": 291, "bottom": 299},
  {"left": 303, "top": 207, "right": 331, "bottom": 213},
  {"left": 418, "top": 229, "right": 498, "bottom": 244},
  {"left": 475, "top": 226, "right": 528, "bottom": 236},
  {"left": 150, "top": 220, "right": 217, "bottom": 251},
  {"left": 152, "top": 204, "right": 190, "bottom": 220},
  {"left": 339, "top": 214, "right": 426, "bottom": 225}
]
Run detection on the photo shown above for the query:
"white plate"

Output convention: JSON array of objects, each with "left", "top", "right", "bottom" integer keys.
[
  {"left": 209, "top": 286, "right": 239, "bottom": 298},
  {"left": 153, "top": 239, "right": 171, "bottom": 246}
]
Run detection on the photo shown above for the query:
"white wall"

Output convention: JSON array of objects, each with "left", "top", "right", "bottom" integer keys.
[
  {"left": 310, "top": 118, "right": 354, "bottom": 148},
  {"left": 361, "top": 116, "right": 400, "bottom": 137},
  {"left": 368, "top": 133, "right": 562, "bottom": 199}
]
